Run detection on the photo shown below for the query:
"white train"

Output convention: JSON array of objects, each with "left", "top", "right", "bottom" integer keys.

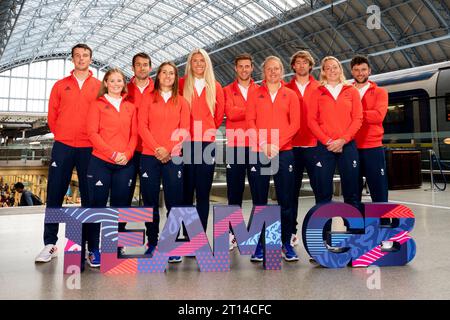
[{"left": 371, "top": 61, "right": 450, "bottom": 166}]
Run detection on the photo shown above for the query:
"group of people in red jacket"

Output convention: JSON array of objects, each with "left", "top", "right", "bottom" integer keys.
[{"left": 34, "top": 43, "right": 388, "bottom": 269}]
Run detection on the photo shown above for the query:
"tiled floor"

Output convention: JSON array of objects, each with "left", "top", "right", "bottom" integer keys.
[{"left": 1, "top": 187, "right": 449, "bottom": 299}]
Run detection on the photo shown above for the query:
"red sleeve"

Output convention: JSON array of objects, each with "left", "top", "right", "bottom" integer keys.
[
  {"left": 47, "top": 82, "right": 60, "bottom": 133},
  {"left": 364, "top": 88, "right": 388, "bottom": 124},
  {"left": 214, "top": 83, "right": 225, "bottom": 128},
  {"left": 308, "top": 89, "right": 332, "bottom": 145},
  {"left": 278, "top": 92, "right": 301, "bottom": 149},
  {"left": 124, "top": 105, "right": 138, "bottom": 160},
  {"left": 342, "top": 88, "right": 363, "bottom": 142},
  {"left": 225, "top": 87, "right": 246, "bottom": 121},
  {"left": 245, "top": 92, "right": 259, "bottom": 149},
  {"left": 138, "top": 100, "right": 160, "bottom": 153},
  {"left": 166, "top": 98, "right": 191, "bottom": 155},
  {"left": 87, "top": 102, "right": 116, "bottom": 160}
]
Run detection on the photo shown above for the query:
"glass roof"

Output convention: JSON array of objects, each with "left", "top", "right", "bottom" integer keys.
[{"left": 0, "top": 0, "right": 306, "bottom": 76}]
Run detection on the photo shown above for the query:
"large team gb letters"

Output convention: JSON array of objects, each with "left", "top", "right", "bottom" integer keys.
[{"left": 45, "top": 202, "right": 416, "bottom": 274}]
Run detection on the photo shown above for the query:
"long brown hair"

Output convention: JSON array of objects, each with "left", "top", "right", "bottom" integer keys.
[
  {"left": 97, "top": 68, "right": 128, "bottom": 98},
  {"left": 153, "top": 61, "right": 179, "bottom": 104}
]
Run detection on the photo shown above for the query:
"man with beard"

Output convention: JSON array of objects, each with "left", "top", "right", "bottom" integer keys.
[{"left": 351, "top": 55, "right": 388, "bottom": 204}]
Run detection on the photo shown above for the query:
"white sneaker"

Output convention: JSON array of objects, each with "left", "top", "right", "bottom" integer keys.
[
  {"left": 381, "top": 241, "right": 394, "bottom": 250},
  {"left": 35, "top": 245, "right": 58, "bottom": 263},
  {"left": 290, "top": 233, "right": 299, "bottom": 247},
  {"left": 229, "top": 233, "right": 237, "bottom": 251}
]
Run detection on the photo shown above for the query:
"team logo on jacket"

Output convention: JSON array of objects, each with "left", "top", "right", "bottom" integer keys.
[
  {"left": 64, "top": 86, "right": 71, "bottom": 91},
  {"left": 142, "top": 172, "right": 149, "bottom": 178},
  {"left": 177, "top": 171, "right": 182, "bottom": 179},
  {"left": 353, "top": 160, "right": 357, "bottom": 168},
  {"left": 251, "top": 166, "right": 257, "bottom": 172},
  {"left": 316, "top": 162, "right": 322, "bottom": 168},
  {"left": 95, "top": 180, "right": 103, "bottom": 186},
  {"left": 226, "top": 164, "right": 231, "bottom": 169},
  {"left": 105, "top": 105, "right": 110, "bottom": 109},
  {"left": 381, "top": 168, "right": 385, "bottom": 176},
  {"left": 258, "top": 95, "right": 265, "bottom": 99},
  {"left": 128, "top": 179, "right": 132, "bottom": 187},
  {"left": 289, "top": 165, "right": 293, "bottom": 172},
  {"left": 51, "top": 162, "right": 57, "bottom": 167}
]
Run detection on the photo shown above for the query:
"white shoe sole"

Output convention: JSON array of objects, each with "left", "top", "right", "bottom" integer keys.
[
  {"left": 35, "top": 251, "right": 57, "bottom": 263},
  {"left": 283, "top": 256, "right": 299, "bottom": 262},
  {"left": 250, "top": 257, "right": 263, "bottom": 262},
  {"left": 88, "top": 262, "right": 101, "bottom": 268},
  {"left": 35, "top": 256, "right": 55, "bottom": 263},
  {"left": 168, "top": 259, "right": 182, "bottom": 263}
]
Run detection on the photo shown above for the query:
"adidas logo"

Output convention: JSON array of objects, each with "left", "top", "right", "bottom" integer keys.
[
  {"left": 177, "top": 171, "right": 182, "bottom": 178},
  {"left": 51, "top": 162, "right": 57, "bottom": 167},
  {"left": 226, "top": 164, "right": 231, "bottom": 169},
  {"left": 353, "top": 160, "right": 357, "bottom": 168},
  {"left": 381, "top": 169, "right": 385, "bottom": 176},
  {"left": 316, "top": 162, "right": 322, "bottom": 168},
  {"left": 251, "top": 167, "right": 257, "bottom": 172},
  {"left": 64, "top": 86, "right": 71, "bottom": 91},
  {"left": 95, "top": 180, "right": 103, "bottom": 186},
  {"left": 289, "top": 165, "right": 293, "bottom": 172},
  {"left": 142, "top": 172, "right": 148, "bottom": 178}
]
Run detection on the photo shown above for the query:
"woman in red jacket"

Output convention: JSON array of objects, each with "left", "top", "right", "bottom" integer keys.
[
  {"left": 179, "top": 48, "right": 225, "bottom": 232},
  {"left": 86, "top": 68, "right": 138, "bottom": 268},
  {"left": 246, "top": 56, "right": 300, "bottom": 262},
  {"left": 138, "top": 61, "right": 190, "bottom": 263},
  {"left": 308, "top": 56, "right": 363, "bottom": 208}
]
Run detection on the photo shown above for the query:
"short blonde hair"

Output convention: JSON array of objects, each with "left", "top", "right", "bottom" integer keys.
[
  {"left": 261, "top": 56, "right": 284, "bottom": 80},
  {"left": 319, "top": 56, "right": 346, "bottom": 85}
]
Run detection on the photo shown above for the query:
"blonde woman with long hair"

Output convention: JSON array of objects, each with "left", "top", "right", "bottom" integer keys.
[
  {"left": 179, "top": 48, "right": 225, "bottom": 232},
  {"left": 307, "top": 56, "right": 363, "bottom": 209}
]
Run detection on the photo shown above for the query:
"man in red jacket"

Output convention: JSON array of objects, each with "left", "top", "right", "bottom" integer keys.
[
  {"left": 224, "top": 53, "right": 260, "bottom": 250},
  {"left": 126, "top": 52, "right": 155, "bottom": 206},
  {"left": 351, "top": 55, "right": 388, "bottom": 203},
  {"left": 35, "top": 44, "right": 101, "bottom": 263},
  {"left": 286, "top": 50, "right": 320, "bottom": 246}
]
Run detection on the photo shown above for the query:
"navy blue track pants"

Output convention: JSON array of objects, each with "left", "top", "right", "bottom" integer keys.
[{"left": 140, "top": 155, "right": 184, "bottom": 246}]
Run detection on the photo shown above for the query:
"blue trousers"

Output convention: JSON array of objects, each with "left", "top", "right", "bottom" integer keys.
[
  {"left": 140, "top": 155, "right": 184, "bottom": 246},
  {"left": 183, "top": 141, "right": 215, "bottom": 232},
  {"left": 128, "top": 151, "right": 142, "bottom": 205},
  {"left": 314, "top": 141, "right": 360, "bottom": 209},
  {"left": 292, "top": 146, "right": 319, "bottom": 234},
  {"left": 226, "top": 147, "right": 258, "bottom": 206},
  {"left": 358, "top": 147, "right": 388, "bottom": 202},
  {"left": 44, "top": 141, "right": 91, "bottom": 245},
  {"left": 249, "top": 150, "right": 295, "bottom": 245},
  {"left": 86, "top": 156, "right": 135, "bottom": 251}
]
